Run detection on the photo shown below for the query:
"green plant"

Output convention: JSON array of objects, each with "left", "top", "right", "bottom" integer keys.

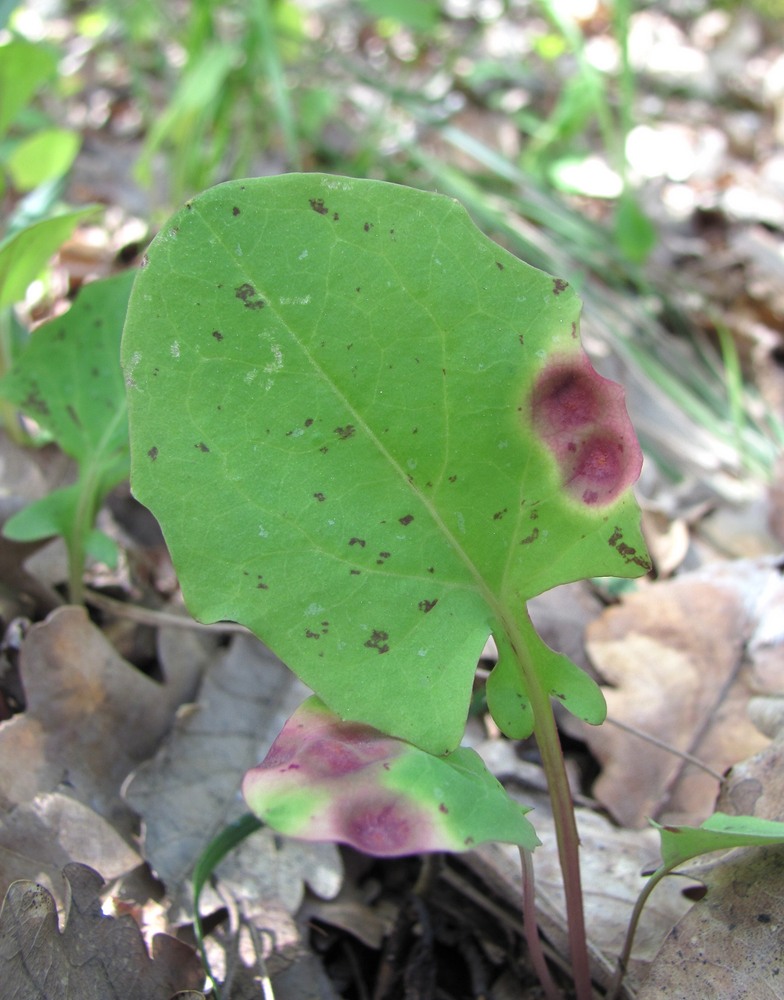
[
  {"left": 122, "top": 173, "right": 783, "bottom": 997},
  {"left": 123, "top": 172, "right": 648, "bottom": 997},
  {"left": 0, "top": 31, "right": 81, "bottom": 203},
  {"left": 523, "top": 0, "right": 656, "bottom": 264},
  {"left": 0, "top": 20, "right": 102, "bottom": 439},
  {"left": 130, "top": 0, "right": 311, "bottom": 204},
  {"left": 0, "top": 271, "right": 135, "bottom": 603}
]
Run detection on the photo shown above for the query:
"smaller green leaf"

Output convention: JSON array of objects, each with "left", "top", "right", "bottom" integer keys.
[
  {"left": 488, "top": 613, "right": 606, "bottom": 740},
  {"left": 0, "top": 270, "right": 133, "bottom": 463},
  {"left": 614, "top": 193, "right": 657, "bottom": 265},
  {"left": 0, "top": 271, "right": 134, "bottom": 598},
  {"left": 6, "top": 128, "right": 81, "bottom": 191},
  {"left": 243, "top": 696, "right": 539, "bottom": 856},
  {"left": 85, "top": 528, "right": 119, "bottom": 568},
  {"left": 655, "top": 813, "right": 784, "bottom": 871},
  {"left": 0, "top": 207, "right": 98, "bottom": 309},
  {"left": 3, "top": 483, "right": 80, "bottom": 542},
  {"left": 0, "top": 39, "right": 58, "bottom": 139}
]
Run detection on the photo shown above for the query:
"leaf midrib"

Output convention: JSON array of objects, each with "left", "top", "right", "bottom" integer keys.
[{"left": 192, "top": 197, "right": 510, "bottom": 625}]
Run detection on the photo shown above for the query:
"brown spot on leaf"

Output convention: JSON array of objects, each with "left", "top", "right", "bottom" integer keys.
[
  {"left": 349, "top": 537, "right": 366, "bottom": 547},
  {"left": 493, "top": 509, "right": 507, "bottom": 521},
  {"left": 418, "top": 599, "right": 438, "bottom": 613},
  {"left": 334, "top": 425, "right": 356, "bottom": 440},
  {"left": 304, "top": 418, "right": 313, "bottom": 427},
  {"left": 314, "top": 492, "right": 326, "bottom": 502},
  {"left": 520, "top": 528, "right": 540, "bottom": 544},
  {"left": 66, "top": 404, "right": 81, "bottom": 428},
  {"left": 195, "top": 442, "right": 210, "bottom": 453},
  {"left": 552, "top": 277, "right": 569, "bottom": 296},
  {"left": 212, "top": 329, "right": 224, "bottom": 340},
  {"left": 376, "top": 552, "right": 391, "bottom": 565},
  {"left": 365, "top": 630, "right": 390, "bottom": 654},
  {"left": 309, "top": 198, "right": 328, "bottom": 215},
  {"left": 21, "top": 385, "right": 49, "bottom": 415},
  {"left": 148, "top": 446, "right": 158, "bottom": 461},
  {"left": 232, "top": 206, "right": 240, "bottom": 216},
  {"left": 399, "top": 514, "right": 414, "bottom": 526},
  {"left": 364, "top": 222, "right": 373, "bottom": 232},
  {"left": 235, "top": 283, "right": 265, "bottom": 310},
  {"left": 350, "top": 569, "right": 361, "bottom": 575}
]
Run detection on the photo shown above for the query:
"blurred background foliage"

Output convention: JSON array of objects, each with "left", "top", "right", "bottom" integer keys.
[{"left": 2, "top": 0, "right": 783, "bottom": 526}]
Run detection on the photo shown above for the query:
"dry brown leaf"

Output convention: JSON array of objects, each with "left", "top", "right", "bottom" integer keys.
[
  {"left": 719, "top": 736, "right": 784, "bottom": 821},
  {"left": 0, "top": 862, "right": 204, "bottom": 999},
  {"left": 0, "top": 606, "right": 210, "bottom": 899},
  {"left": 0, "top": 792, "right": 140, "bottom": 897},
  {"left": 580, "top": 558, "right": 784, "bottom": 827},
  {"left": 638, "top": 846, "right": 784, "bottom": 1000}
]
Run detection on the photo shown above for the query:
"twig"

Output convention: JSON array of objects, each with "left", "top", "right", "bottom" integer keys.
[
  {"left": 604, "top": 716, "right": 724, "bottom": 782},
  {"left": 84, "top": 588, "right": 250, "bottom": 634}
]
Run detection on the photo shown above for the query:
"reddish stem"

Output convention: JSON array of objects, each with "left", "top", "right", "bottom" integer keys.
[{"left": 506, "top": 616, "right": 594, "bottom": 1000}]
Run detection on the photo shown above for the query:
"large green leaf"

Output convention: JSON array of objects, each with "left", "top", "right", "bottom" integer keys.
[{"left": 123, "top": 174, "right": 649, "bottom": 754}]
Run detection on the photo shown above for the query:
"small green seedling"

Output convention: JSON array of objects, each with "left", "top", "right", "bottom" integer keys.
[
  {"left": 0, "top": 271, "right": 135, "bottom": 603},
  {"left": 605, "top": 813, "right": 784, "bottom": 999},
  {"left": 123, "top": 173, "right": 651, "bottom": 998}
]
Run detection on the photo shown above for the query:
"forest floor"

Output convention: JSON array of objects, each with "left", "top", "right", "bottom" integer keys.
[{"left": 1, "top": 1, "right": 783, "bottom": 998}]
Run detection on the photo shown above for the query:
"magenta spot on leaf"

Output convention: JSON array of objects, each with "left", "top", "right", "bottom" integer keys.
[
  {"left": 259, "top": 733, "right": 300, "bottom": 771},
  {"left": 341, "top": 796, "right": 413, "bottom": 854},
  {"left": 303, "top": 738, "right": 365, "bottom": 777},
  {"left": 530, "top": 351, "right": 642, "bottom": 506},
  {"left": 532, "top": 363, "right": 601, "bottom": 433},
  {"left": 572, "top": 434, "right": 622, "bottom": 485}
]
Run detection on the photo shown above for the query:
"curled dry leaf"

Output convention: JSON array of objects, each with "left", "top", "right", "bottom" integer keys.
[{"left": 0, "top": 862, "right": 204, "bottom": 1000}]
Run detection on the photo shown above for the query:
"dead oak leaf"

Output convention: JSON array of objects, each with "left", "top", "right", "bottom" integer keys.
[
  {"left": 0, "top": 862, "right": 204, "bottom": 1000},
  {"left": 639, "top": 845, "right": 784, "bottom": 1000},
  {"left": 581, "top": 559, "right": 784, "bottom": 828},
  {"left": 0, "top": 606, "right": 209, "bottom": 900}
]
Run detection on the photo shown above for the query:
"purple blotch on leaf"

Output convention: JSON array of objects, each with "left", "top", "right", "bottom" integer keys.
[
  {"left": 243, "top": 701, "right": 445, "bottom": 855},
  {"left": 530, "top": 351, "right": 642, "bottom": 506},
  {"left": 341, "top": 797, "right": 414, "bottom": 854}
]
